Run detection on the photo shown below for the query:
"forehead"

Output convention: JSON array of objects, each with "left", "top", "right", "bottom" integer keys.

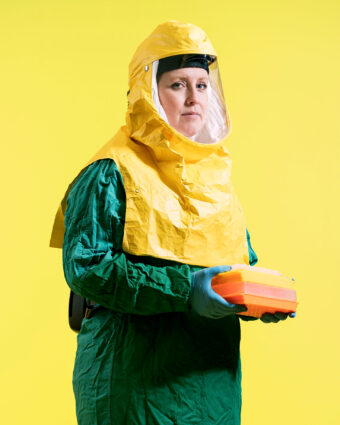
[{"left": 161, "top": 67, "right": 209, "bottom": 80}]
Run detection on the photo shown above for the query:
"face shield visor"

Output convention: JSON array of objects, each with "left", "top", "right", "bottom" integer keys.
[{"left": 151, "top": 54, "right": 231, "bottom": 144}]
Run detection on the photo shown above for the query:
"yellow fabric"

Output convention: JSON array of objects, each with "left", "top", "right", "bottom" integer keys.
[{"left": 50, "top": 20, "right": 249, "bottom": 267}]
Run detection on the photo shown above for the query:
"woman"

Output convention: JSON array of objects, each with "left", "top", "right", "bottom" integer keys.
[{"left": 51, "top": 21, "right": 289, "bottom": 425}]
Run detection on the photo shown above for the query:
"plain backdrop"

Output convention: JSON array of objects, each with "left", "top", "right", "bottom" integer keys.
[{"left": 1, "top": 1, "right": 339, "bottom": 424}]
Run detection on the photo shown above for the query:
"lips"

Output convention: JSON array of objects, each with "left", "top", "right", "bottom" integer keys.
[{"left": 182, "top": 112, "right": 200, "bottom": 116}]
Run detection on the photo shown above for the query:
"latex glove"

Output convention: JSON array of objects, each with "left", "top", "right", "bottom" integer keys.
[
  {"left": 240, "top": 312, "right": 296, "bottom": 322},
  {"left": 239, "top": 315, "right": 258, "bottom": 321},
  {"left": 260, "top": 311, "right": 296, "bottom": 323},
  {"left": 190, "top": 265, "right": 247, "bottom": 319}
]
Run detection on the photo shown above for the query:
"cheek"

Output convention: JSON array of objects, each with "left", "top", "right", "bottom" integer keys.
[
  {"left": 161, "top": 93, "right": 181, "bottom": 122},
  {"left": 201, "top": 95, "right": 209, "bottom": 120}
]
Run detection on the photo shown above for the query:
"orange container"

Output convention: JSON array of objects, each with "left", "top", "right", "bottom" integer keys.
[{"left": 211, "top": 269, "right": 298, "bottom": 318}]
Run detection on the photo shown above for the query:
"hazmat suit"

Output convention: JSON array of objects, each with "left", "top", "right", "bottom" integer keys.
[{"left": 52, "top": 21, "right": 258, "bottom": 425}]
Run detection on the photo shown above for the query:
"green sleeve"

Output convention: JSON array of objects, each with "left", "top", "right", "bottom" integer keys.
[
  {"left": 246, "top": 228, "right": 258, "bottom": 266},
  {"left": 63, "top": 159, "right": 193, "bottom": 315}
]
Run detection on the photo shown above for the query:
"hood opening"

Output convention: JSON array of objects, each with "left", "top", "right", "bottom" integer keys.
[{"left": 151, "top": 58, "right": 230, "bottom": 145}]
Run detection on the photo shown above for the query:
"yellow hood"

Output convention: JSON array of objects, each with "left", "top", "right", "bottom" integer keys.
[
  {"left": 126, "top": 20, "right": 232, "bottom": 152},
  {"left": 50, "top": 21, "right": 249, "bottom": 267}
]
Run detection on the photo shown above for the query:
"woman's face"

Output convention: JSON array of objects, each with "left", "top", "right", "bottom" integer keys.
[{"left": 157, "top": 67, "right": 209, "bottom": 138}]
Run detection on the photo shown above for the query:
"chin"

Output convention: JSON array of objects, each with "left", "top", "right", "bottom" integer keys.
[
  {"left": 180, "top": 126, "right": 203, "bottom": 138},
  {"left": 183, "top": 132, "right": 197, "bottom": 138}
]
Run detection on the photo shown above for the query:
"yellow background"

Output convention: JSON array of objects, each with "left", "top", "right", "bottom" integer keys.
[{"left": 1, "top": 0, "right": 339, "bottom": 424}]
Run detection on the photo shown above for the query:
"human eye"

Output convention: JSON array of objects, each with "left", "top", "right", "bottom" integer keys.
[
  {"left": 197, "top": 82, "right": 208, "bottom": 90},
  {"left": 171, "top": 81, "right": 185, "bottom": 89}
]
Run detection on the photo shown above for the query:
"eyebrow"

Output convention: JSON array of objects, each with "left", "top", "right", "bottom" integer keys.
[{"left": 168, "top": 75, "right": 209, "bottom": 82}]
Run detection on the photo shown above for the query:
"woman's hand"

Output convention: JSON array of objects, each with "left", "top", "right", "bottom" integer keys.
[
  {"left": 239, "top": 312, "right": 296, "bottom": 322},
  {"left": 260, "top": 312, "right": 296, "bottom": 323},
  {"left": 190, "top": 265, "right": 247, "bottom": 319}
]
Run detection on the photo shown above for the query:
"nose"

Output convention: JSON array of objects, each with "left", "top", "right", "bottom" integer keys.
[{"left": 185, "top": 87, "right": 199, "bottom": 106}]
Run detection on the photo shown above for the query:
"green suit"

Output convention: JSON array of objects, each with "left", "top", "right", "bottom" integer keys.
[{"left": 63, "top": 159, "right": 258, "bottom": 425}]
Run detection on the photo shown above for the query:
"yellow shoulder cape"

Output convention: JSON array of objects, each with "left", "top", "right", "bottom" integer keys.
[{"left": 50, "top": 21, "right": 250, "bottom": 268}]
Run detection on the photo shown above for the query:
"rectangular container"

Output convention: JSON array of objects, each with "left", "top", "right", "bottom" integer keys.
[{"left": 211, "top": 269, "right": 298, "bottom": 318}]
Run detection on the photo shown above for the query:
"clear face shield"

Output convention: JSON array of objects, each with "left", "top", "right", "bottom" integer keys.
[{"left": 151, "top": 56, "right": 231, "bottom": 144}]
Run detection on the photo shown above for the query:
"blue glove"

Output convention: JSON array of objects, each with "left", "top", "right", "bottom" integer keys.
[
  {"left": 189, "top": 265, "right": 248, "bottom": 319},
  {"left": 240, "top": 312, "right": 296, "bottom": 322},
  {"left": 239, "top": 315, "right": 258, "bottom": 321},
  {"left": 260, "top": 311, "right": 296, "bottom": 323}
]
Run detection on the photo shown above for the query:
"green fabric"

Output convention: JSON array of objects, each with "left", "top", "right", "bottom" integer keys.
[
  {"left": 63, "top": 159, "right": 258, "bottom": 425},
  {"left": 246, "top": 228, "right": 258, "bottom": 266}
]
